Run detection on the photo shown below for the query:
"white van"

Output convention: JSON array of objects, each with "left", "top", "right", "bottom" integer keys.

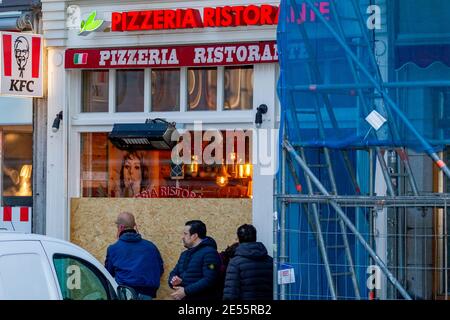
[{"left": 0, "top": 232, "right": 136, "bottom": 300}]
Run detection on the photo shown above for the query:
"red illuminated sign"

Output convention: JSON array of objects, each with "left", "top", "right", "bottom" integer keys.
[
  {"left": 287, "top": 2, "right": 331, "bottom": 23},
  {"left": 111, "top": 5, "right": 280, "bottom": 31},
  {"left": 65, "top": 41, "right": 278, "bottom": 69},
  {"left": 111, "top": 3, "right": 332, "bottom": 32},
  {"left": 112, "top": 9, "right": 204, "bottom": 31}
]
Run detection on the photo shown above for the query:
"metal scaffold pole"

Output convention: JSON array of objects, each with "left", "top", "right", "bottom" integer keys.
[
  {"left": 302, "top": 0, "right": 450, "bottom": 180},
  {"left": 276, "top": 0, "right": 450, "bottom": 301},
  {"left": 280, "top": 135, "right": 287, "bottom": 300},
  {"left": 283, "top": 140, "right": 412, "bottom": 300}
]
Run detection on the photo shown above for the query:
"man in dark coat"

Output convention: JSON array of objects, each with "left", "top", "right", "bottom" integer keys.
[
  {"left": 169, "top": 220, "right": 221, "bottom": 300},
  {"left": 223, "top": 224, "right": 273, "bottom": 300},
  {"left": 105, "top": 212, "right": 164, "bottom": 300}
]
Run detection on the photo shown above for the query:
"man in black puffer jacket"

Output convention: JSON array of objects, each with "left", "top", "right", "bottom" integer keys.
[
  {"left": 169, "top": 220, "right": 222, "bottom": 300},
  {"left": 223, "top": 224, "right": 273, "bottom": 300}
]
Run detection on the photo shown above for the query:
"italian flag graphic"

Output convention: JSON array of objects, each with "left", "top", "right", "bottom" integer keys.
[{"left": 73, "top": 53, "right": 88, "bottom": 65}]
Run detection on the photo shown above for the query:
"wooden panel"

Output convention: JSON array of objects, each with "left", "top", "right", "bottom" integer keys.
[{"left": 70, "top": 198, "right": 252, "bottom": 300}]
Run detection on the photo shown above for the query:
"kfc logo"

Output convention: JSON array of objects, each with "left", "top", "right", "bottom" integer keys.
[
  {"left": 14, "top": 37, "right": 30, "bottom": 78},
  {"left": 0, "top": 32, "right": 43, "bottom": 97}
]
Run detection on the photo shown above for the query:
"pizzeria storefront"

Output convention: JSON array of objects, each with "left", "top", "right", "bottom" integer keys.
[{"left": 44, "top": 0, "right": 280, "bottom": 299}]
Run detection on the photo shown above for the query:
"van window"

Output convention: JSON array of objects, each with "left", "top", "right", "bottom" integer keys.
[{"left": 53, "top": 254, "right": 111, "bottom": 300}]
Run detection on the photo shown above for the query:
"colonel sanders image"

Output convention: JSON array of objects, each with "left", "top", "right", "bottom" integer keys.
[{"left": 14, "top": 36, "right": 29, "bottom": 78}]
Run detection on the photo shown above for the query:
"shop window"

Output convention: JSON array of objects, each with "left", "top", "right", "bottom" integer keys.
[
  {"left": 1, "top": 128, "right": 33, "bottom": 206},
  {"left": 187, "top": 67, "right": 217, "bottom": 111},
  {"left": 82, "top": 70, "right": 109, "bottom": 113},
  {"left": 53, "top": 254, "right": 113, "bottom": 300},
  {"left": 397, "top": 0, "right": 450, "bottom": 38},
  {"left": 80, "top": 130, "right": 252, "bottom": 199},
  {"left": 81, "top": 133, "right": 109, "bottom": 197},
  {"left": 151, "top": 69, "right": 180, "bottom": 112},
  {"left": 116, "top": 70, "right": 144, "bottom": 112},
  {"left": 224, "top": 66, "right": 254, "bottom": 110}
]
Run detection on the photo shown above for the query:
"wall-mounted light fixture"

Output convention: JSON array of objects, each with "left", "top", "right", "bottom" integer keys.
[
  {"left": 255, "top": 104, "right": 268, "bottom": 128},
  {"left": 52, "top": 111, "right": 63, "bottom": 133}
]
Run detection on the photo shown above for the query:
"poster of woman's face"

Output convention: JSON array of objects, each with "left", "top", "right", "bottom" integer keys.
[
  {"left": 120, "top": 151, "right": 149, "bottom": 197},
  {"left": 108, "top": 148, "right": 149, "bottom": 197}
]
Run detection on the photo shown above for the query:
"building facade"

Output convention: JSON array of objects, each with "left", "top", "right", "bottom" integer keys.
[
  {"left": 0, "top": 0, "right": 40, "bottom": 233},
  {"left": 42, "top": 0, "right": 280, "bottom": 299}
]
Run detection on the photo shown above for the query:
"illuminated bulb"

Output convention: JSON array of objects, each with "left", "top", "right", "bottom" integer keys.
[
  {"left": 238, "top": 165, "right": 244, "bottom": 178},
  {"left": 216, "top": 175, "right": 228, "bottom": 187},
  {"left": 244, "top": 164, "right": 252, "bottom": 177},
  {"left": 190, "top": 155, "right": 198, "bottom": 174}
]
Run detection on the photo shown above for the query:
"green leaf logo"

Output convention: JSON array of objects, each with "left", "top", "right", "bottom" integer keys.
[
  {"left": 85, "top": 19, "right": 103, "bottom": 32},
  {"left": 85, "top": 11, "right": 96, "bottom": 26},
  {"left": 79, "top": 10, "right": 104, "bottom": 34}
]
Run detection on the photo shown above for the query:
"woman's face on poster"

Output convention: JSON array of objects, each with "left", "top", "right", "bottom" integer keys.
[{"left": 123, "top": 155, "right": 142, "bottom": 188}]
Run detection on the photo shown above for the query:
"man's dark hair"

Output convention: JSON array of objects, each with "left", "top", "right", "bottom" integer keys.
[
  {"left": 237, "top": 224, "right": 257, "bottom": 243},
  {"left": 220, "top": 242, "right": 239, "bottom": 267},
  {"left": 186, "top": 220, "right": 207, "bottom": 239}
]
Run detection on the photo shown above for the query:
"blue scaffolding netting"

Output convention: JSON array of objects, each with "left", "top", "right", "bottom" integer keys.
[
  {"left": 277, "top": 0, "right": 450, "bottom": 153},
  {"left": 275, "top": 0, "right": 450, "bottom": 300}
]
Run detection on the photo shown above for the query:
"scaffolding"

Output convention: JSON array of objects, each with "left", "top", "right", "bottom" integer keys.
[{"left": 275, "top": 0, "right": 450, "bottom": 300}]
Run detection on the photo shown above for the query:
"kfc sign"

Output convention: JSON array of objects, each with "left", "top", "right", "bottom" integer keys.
[{"left": 0, "top": 32, "right": 43, "bottom": 97}]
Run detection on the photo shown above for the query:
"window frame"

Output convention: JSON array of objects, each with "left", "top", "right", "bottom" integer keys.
[
  {"left": 67, "top": 63, "right": 277, "bottom": 202},
  {"left": 115, "top": 69, "right": 146, "bottom": 113},
  {"left": 223, "top": 65, "right": 254, "bottom": 111},
  {"left": 394, "top": 0, "right": 450, "bottom": 46},
  {"left": 81, "top": 70, "right": 110, "bottom": 113},
  {"left": 0, "top": 126, "right": 33, "bottom": 207},
  {"left": 150, "top": 67, "right": 182, "bottom": 112},
  {"left": 76, "top": 66, "right": 256, "bottom": 118},
  {"left": 79, "top": 130, "right": 254, "bottom": 199}
]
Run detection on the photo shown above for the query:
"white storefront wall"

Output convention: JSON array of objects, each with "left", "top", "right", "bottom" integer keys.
[{"left": 43, "top": 0, "right": 280, "bottom": 251}]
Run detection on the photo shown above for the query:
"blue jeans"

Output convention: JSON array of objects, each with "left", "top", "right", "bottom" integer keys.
[{"left": 137, "top": 294, "right": 153, "bottom": 300}]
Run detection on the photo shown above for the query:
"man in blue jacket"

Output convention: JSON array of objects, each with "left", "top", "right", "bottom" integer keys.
[
  {"left": 169, "top": 220, "right": 221, "bottom": 300},
  {"left": 105, "top": 212, "right": 164, "bottom": 300}
]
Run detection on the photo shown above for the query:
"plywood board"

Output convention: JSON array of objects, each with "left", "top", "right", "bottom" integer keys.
[{"left": 70, "top": 198, "right": 252, "bottom": 300}]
